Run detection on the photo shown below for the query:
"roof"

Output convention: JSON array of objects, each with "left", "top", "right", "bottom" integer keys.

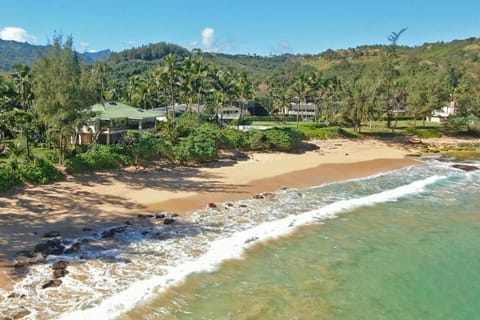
[{"left": 89, "top": 101, "right": 165, "bottom": 121}]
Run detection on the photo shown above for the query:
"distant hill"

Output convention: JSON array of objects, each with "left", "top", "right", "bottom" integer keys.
[
  {"left": 83, "top": 49, "right": 112, "bottom": 62},
  {"left": 0, "top": 40, "right": 49, "bottom": 70},
  {"left": 0, "top": 39, "right": 111, "bottom": 71},
  {"left": 3, "top": 36, "right": 480, "bottom": 88}
]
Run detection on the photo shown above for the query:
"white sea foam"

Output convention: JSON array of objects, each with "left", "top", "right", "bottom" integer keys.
[{"left": 61, "top": 174, "right": 445, "bottom": 320}]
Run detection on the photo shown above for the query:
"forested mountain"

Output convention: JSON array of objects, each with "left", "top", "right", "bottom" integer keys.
[
  {"left": 83, "top": 49, "right": 112, "bottom": 62},
  {"left": 0, "top": 40, "right": 49, "bottom": 71},
  {"left": 304, "top": 37, "right": 480, "bottom": 79},
  {"left": 0, "top": 39, "right": 109, "bottom": 70},
  {"left": 108, "top": 42, "right": 189, "bottom": 62},
  {"left": 4, "top": 36, "right": 480, "bottom": 83}
]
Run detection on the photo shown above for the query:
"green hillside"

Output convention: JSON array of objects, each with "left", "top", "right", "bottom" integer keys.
[{"left": 0, "top": 39, "right": 106, "bottom": 71}]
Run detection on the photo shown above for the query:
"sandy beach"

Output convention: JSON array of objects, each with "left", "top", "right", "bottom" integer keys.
[{"left": 0, "top": 138, "right": 419, "bottom": 290}]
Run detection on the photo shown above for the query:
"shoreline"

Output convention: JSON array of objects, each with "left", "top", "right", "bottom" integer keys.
[{"left": 0, "top": 138, "right": 419, "bottom": 291}]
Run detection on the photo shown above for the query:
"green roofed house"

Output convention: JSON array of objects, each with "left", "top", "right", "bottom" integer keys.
[{"left": 78, "top": 101, "right": 166, "bottom": 144}]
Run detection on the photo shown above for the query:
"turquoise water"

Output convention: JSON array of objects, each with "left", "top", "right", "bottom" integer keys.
[
  {"left": 2, "top": 159, "right": 479, "bottom": 320},
  {"left": 121, "top": 159, "right": 480, "bottom": 320}
]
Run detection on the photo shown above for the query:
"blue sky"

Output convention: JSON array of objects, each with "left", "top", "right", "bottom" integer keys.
[{"left": 1, "top": 0, "right": 480, "bottom": 55}]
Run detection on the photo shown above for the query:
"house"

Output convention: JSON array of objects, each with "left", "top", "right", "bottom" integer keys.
[
  {"left": 78, "top": 101, "right": 166, "bottom": 144},
  {"left": 284, "top": 102, "right": 319, "bottom": 117},
  {"left": 428, "top": 101, "right": 457, "bottom": 123}
]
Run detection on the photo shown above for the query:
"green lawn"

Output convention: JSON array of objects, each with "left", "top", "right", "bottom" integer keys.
[{"left": 248, "top": 119, "right": 444, "bottom": 139}]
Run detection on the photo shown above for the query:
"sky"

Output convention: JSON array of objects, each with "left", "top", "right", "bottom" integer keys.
[{"left": 1, "top": 0, "right": 480, "bottom": 55}]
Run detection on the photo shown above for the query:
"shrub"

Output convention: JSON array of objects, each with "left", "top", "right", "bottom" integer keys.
[
  {"left": 173, "top": 132, "right": 218, "bottom": 163},
  {"left": 130, "top": 137, "right": 160, "bottom": 166},
  {"left": 299, "top": 126, "right": 360, "bottom": 139},
  {"left": 81, "top": 145, "right": 124, "bottom": 170},
  {"left": 442, "top": 116, "right": 469, "bottom": 135},
  {"left": 264, "top": 127, "right": 306, "bottom": 150},
  {"left": 174, "top": 112, "right": 213, "bottom": 137},
  {"left": 0, "top": 165, "right": 20, "bottom": 192},
  {"left": 222, "top": 128, "right": 249, "bottom": 149},
  {"left": 247, "top": 130, "right": 271, "bottom": 151},
  {"left": 65, "top": 156, "right": 90, "bottom": 174},
  {"left": 192, "top": 124, "right": 231, "bottom": 149},
  {"left": 405, "top": 127, "right": 442, "bottom": 138},
  {"left": 16, "top": 158, "right": 63, "bottom": 184}
]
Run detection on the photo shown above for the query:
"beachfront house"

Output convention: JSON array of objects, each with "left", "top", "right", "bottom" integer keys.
[
  {"left": 78, "top": 101, "right": 166, "bottom": 144},
  {"left": 428, "top": 101, "right": 457, "bottom": 123}
]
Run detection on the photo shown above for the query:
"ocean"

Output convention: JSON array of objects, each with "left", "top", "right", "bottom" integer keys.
[{"left": 1, "top": 156, "right": 479, "bottom": 319}]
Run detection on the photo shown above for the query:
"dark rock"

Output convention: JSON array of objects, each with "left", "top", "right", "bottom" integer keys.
[
  {"left": 452, "top": 164, "right": 479, "bottom": 172},
  {"left": 52, "top": 260, "right": 68, "bottom": 270},
  {"left": 138, "top": 214, "right": 155, "bottom": 218},
  {"left": 14, "top": 253, "right": 45, "bottom": 268},
  {"left": 82, "top": 228, "right": 92, "bottom": 232},
  {"left": 101, "top": 226, "right": 128, "bottom": 238},
  {"left": 15, "top": 250, "right": 35, "bottom": 258},
  {"left": 225, "top": 202, "right": 234, "bottom": 207},
  {"left": 33, "top": 239, "right": 65, "bottom": 256},
  {"left": 41, "top": 279, "right": 62, "bottom": 289},
  {"left": 141, "top": 231, "right": 150, "bottom": 236},
  {"left": 7, "top": 292, "right": 26, "bottom": 299},
  {"left": 163, "top": 218, "right": 176, "bottom": 225},
  {"left": 245, "top": 236, "right": 259, "bottom": 244},
  {"left": 155, "top": 213, "right": 166, "bottom": 219},
  {"left": 32, "top": 231, "right": 38, "bottom": 235},
  {"left": 170, "top": 213, "right": 179, "bottom": 218},
  {"left": 43, "top": 231, "right": 60, "bottom": 238},
  {"left": 125, "top": 221, "right": 132, "bottom": 225},
  {"left": 12, "top": 309, "right": 31, "bottom": 319},
  {"left": 239, "top": 204, "right": 248, "bottom": 208},
  {"left": 53, "top": 269, "right": 69, "bottom": 278},
  {"left": 64, "top": 241, "right": 82, "bottom": 254},
  {"left": 207, "top": 202, "right": 217, "bottom": 208},
  {"left": 253, "top": 194, "right": 265, "bottom": 199}
]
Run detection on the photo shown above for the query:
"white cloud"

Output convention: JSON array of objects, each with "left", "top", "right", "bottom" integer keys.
[
  {"left": 201, "top": 27, "right": 215, "bottom": 50},
  {"left": 0, "top": 26, "right": 29, "bottom": 42},
  {"left": 190, "top": 27, "right": 235, "bottom": 53}
]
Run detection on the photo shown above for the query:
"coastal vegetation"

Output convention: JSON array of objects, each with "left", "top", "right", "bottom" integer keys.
[{"left": 1, "top": 34, "right": 480, "bottom": 193}]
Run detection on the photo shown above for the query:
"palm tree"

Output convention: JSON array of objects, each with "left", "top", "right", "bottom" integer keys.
[
  {"left": 162, "top": 54, "right": 179, "bottom": 120},
  {"left": 214, "top": 69, "right": 238, "bottom": 124},
  {"left": 12, "top": 64, "right": 33, "bottom": 111},
  {"left": 290, "top": 74, "right": 311, "bottom": 127},
  {"left": 268, "top": 83, "right": 292, "bottom": 123},
  {"left": 236, "top": 71, "right": 254, "bottom": 129}
]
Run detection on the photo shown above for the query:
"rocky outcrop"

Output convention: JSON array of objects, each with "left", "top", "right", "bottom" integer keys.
[
  {"left": 43, "top": 231, "right": 60, "bottom": 238},
  {"left": 33, "top": 239, "right": 65, "bottom": 256},
  {"left": 452, "top": 164, "right": 479, "bottom": 171},
  {"left": 163, "top": 218, "right": 176, "bottom": 225},
  {"left": 100, "top": 226, "right": 128, "bottom": 238},
  {"left": 52, "top": 260, "right": 69, "bottom": 278},
  {"left": 14, "top": 252, "right": 45, "bottom": 268},
  {"left": 41, "top": 279, "right": 62, "bottom": 289},
  {"left": 63, "top": 240, "right": 84, "bottom": 254}
]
